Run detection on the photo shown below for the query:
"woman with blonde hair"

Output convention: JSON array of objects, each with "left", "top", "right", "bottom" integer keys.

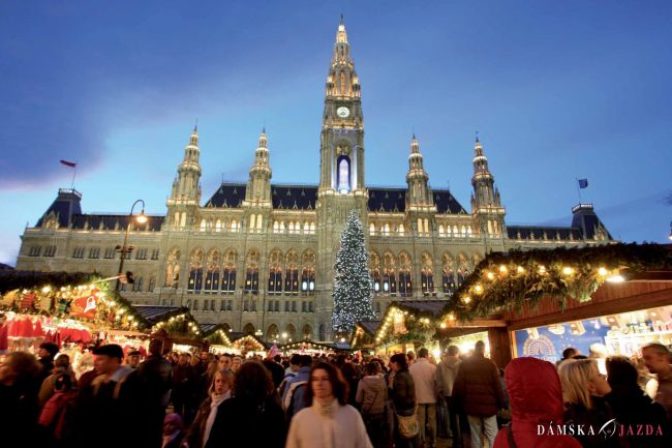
[
  {"left": 183, "top": 368, "right": 234, "bottom": 448},
  {"left": 558, "top": 359, "right": 618, "bottom": 448}
]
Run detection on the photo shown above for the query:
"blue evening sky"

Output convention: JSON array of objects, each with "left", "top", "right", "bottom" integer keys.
[{"left": 1, "top": 1, "right": 671, "bottom": 265}]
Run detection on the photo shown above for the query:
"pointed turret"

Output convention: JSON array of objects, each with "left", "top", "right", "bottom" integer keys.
[
  {"left": 471, "top": 137, "right": 498, "bottom": 207},
  {"left": 166, "top": 127, "right": 202, "bottom": 228},
  {"left": 244, "top": 129, "right": 272, "bottom": 207},
  {"left": 470, "top": 137, "right": 505, "bottom": 236},
  {"left": 406, "top": 135, "right": 434, "bottom": 210}
]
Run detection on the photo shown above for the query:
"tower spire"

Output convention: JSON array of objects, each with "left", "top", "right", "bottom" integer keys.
[
  {"left": 470, "top": 137, "right": 505, "bottom": 235},
  {"left": 167, "top": 126, "right": 203, "bottom": 226},
  {"left": 406, "top": 135, "right": 434, "bottom": 209},
  {"left": 244, "top": 130, "right": 272, "bottom": 206}
]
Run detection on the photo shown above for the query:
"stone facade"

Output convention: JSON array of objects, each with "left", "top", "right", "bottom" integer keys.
[{"left": 15, "top": 20, "right": 612, "bottom": 342}]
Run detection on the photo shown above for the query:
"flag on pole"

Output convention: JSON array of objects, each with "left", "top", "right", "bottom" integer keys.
[
  {"left": 60, "top": 160, "right": 77, "bottom": 168},
  {"left": 578, "top": 178, "right": 589, "bottom": 189}
]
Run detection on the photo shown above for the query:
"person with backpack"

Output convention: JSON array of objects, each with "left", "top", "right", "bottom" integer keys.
[{"left": 38, "top": 373, "right": 78, "bottom": 447}]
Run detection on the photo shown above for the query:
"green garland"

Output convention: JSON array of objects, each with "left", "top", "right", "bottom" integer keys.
[
  {"left": 444, "top": 243, "right": 671, "bottom": 321},
  {"left": 0, "top": 270, "right": 148, "bottom": 330}
]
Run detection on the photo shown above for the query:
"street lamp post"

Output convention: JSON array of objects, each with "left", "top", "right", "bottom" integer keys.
[{"left": 116, "top": 199, "right": 147, "bottom": 292}]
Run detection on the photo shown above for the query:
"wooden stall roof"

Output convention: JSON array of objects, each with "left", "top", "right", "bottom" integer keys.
[{"left": 505, "top": 271, "right": 672, "bottom": 330}]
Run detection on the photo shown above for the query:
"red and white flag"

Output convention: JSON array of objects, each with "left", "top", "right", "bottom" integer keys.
[{"left": 60, "top": 160, "right": 77, "bottom": 168}]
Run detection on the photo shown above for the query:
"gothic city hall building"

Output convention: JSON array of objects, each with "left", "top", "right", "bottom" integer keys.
[{"left": 17, "top": 21, "right": 611, "bottom": 342}]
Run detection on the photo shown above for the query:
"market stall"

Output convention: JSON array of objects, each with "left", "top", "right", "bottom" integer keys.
[
  {"left": 134, "top": 305, "right": 203, "bottom": 352},
  {"left": 365, "top": 300, "right": 451, "bottom": 358},
  {"left": 0, "top": 271, "right": 149, "bottom": 372},
  {"left": 230, "top": 334, "right": 267, "bottom": 356},
  {"left": 350, "top": 321, "right": 380, "bottom": 353},
  {"left": 440, "top": 243, "right": 672, "bottom": 366},
  {"left": 200, "top": 323, "right": 233, "bottom": 353}
]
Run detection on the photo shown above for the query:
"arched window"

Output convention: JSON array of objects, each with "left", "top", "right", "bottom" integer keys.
[
  {"left": 243, "top": 323, "right": 255, "bottom": 336},
  {"left": 442, "top": 253, "right": 456, "bottom": 295},
  {"left": 268, "top": 249, "right": 283, "bottom": 295},
  {"left": 215, "top": 219, "right": 222, "bottom": 232},
  {"left": 267, "top": 324, "right": 280, "bottom": 342},
  {"left": 383, "top": 252, "right": 397, "bottom": 295},
  {"left": 302, "top": 325, "right": 312, "bottom": 341},
  {"left": 221, "top": 249, "right": 237, "bottom": 294},
  {"left": 204, "top": 249, "right": 221, "bottom": 293},
  {"left": 370, "top": 251, "right": 381, "bottom": 294},
  {"left": 200, "top": 219, "right": 207, "bottom": 232},
  {"left": 421, "top": 252, "right": 434, "bottom": 295},
  {"left": 457, "top": 253, "right": 470, "bottom": 288},
  {"left": 285, "top": 250, "right": 300, "bottom": 294},
  {"left": 398, "top": 224, "right": 405, "bottom": 236},
  {"left": 165, "top": 248, "right": 181, "bottom": 288},
  {"left": 398, "top": 252, "right": 413, "bottom": 297},
  {"left": 337, "top": 155, "right": 351, "bottom": 193},
  {"left": 188, "top": 249, "right": 204, "bottom": 293},
  {"left": 286, "top": 324, "right": 296, "bottom": 341},
  {"left": 301, "top": 250, "right": 316, "bottom": 296},
  {"left": 244, "top": 249, "right": 260, "bottom": 294},
  {"left": 249, "top": 214, "right": 256, "bottom": 231},
  {"left": 438, "top": 224, "right": 445, "bottom": 237},
  {"left": 369, "top": 223, "right": 376, "bottom": 235}
]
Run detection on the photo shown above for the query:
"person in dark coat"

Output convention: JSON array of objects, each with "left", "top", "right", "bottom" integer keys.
[
  {"left": 263, "top": 355, "right": 285, "bottom": 389},
  {"left": 605, "top": 356, "right": 668, "bottom": 448},
  {"left": 0, "top": 352, "right": 42, "bottom": 446},
  {"left": 493, "top": 357, "right": 581, "bottom": 448},
  {"left": 390, "top": 353, "right": 418, "bottom": 448},
  {"left": 558, "top": 359, "right": 619, "bottom": 448},
  {"left": 37, "top": 342, "right": 59, "bottom": 382},
  {"left": 68, "top": 344, "right": 133, "bottom": 448},
  {"left": 205, "top": 360, "right": 287, "bottom": 448},
  {"left": 123, "top": 338, "right": 173, "bottom": 448},
  {"left": 453, "top": 341, "right": 504, "bottom": 448}
]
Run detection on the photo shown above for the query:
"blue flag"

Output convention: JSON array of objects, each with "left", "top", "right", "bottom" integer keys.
[{"left": 578, "top": 178, "right": 589, "bottom": 189}]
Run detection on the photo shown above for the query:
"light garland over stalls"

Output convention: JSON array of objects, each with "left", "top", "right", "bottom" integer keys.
[
  {"left": 202, "top": 325, "right": 233, "bottom": 347},
  {"left": 151, "top": 311, "right": 202, "bottom": 338},
  {"left": 280, "top": 340, "right": 340, "bottom": 354},
  {"left": 443, "top": 243, "right": 671, "bottom": 321},
  {"left": 231, "top": 334, "right": 265, "bottom": 353},
  {"left": 0, "top": 276, "right": 147, "bottom": 331}
]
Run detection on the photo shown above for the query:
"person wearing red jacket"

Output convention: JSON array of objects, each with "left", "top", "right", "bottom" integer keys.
[{"left": 493, "top": 357, "right": 581, "bottom": 448}]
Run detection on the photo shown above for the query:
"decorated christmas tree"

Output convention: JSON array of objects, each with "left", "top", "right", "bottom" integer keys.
[{"left": 332, "top": 210, "right": 376, "bottom": 334}]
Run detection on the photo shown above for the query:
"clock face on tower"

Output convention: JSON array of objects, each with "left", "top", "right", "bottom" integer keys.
[{"left": 336, "top": 106, "right": 350, "bottom": 118}]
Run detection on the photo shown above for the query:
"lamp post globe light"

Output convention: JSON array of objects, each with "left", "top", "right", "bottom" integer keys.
[{"left": 115, "top": 199, "right": 147, "bottom": 292}]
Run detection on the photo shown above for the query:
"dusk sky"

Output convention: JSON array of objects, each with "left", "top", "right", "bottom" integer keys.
[{"left": 1, "top": 1, "right": 671, "bottom": 265}]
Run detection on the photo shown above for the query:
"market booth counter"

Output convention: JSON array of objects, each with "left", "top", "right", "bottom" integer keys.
[{"left": 441, "top": 243, "right": 672, "bottom": 367}]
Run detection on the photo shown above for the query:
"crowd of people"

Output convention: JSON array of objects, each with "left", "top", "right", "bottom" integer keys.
[{"left": 0, "top": 338, "right": 671, "bottom": 448}]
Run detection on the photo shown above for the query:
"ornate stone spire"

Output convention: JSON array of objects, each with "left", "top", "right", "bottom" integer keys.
[
  {"left": 245, "top": 129, "right": 272, "bottom": 206},
  {"left": 406, "top": 134, "right": 434, "bottom": 209}
]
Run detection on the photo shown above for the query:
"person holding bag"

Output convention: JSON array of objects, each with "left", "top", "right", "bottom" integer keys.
[
  {"left": 390, "top": 353, "right": 419, "bottom": 448},
  {"left": 356, "top": 360, "right": 389, "bottom": 447}
]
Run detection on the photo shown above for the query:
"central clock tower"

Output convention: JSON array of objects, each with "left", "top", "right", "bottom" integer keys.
[
  {"left": 316, "top": 17, "right": 369, "bottom": 340},
  {"left": 318, "top": 17, "right": 365, "bottom": 194}
]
